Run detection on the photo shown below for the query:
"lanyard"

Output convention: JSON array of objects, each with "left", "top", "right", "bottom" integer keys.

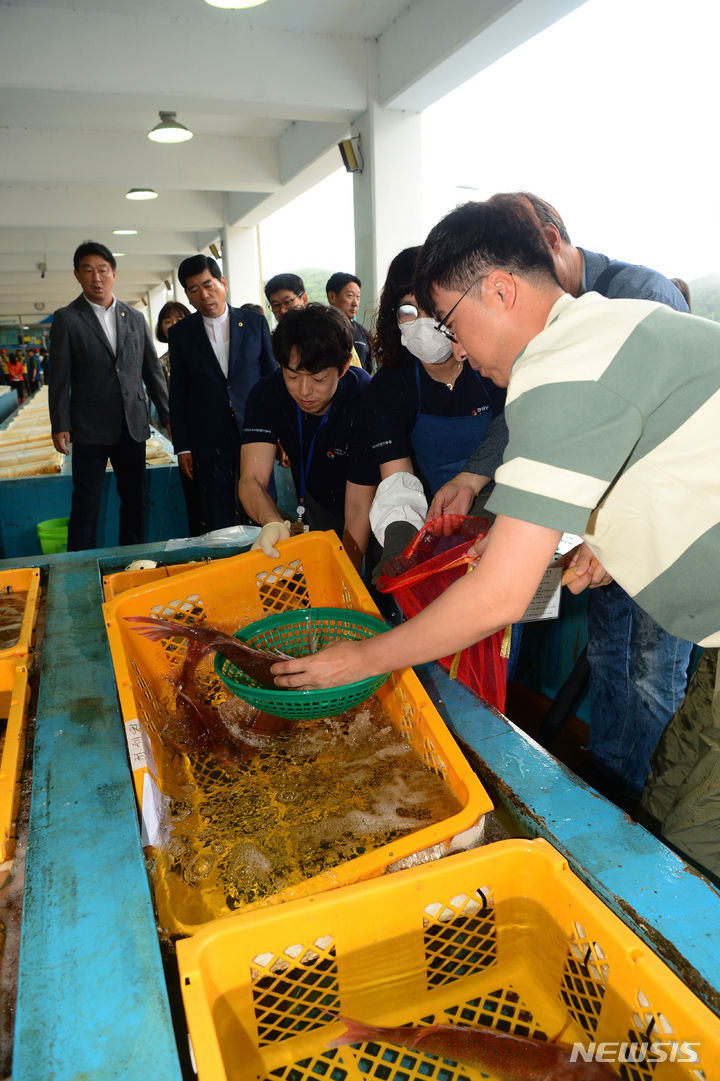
[{"left": 295, "top": 405, "right": 328, "bottom": 518}]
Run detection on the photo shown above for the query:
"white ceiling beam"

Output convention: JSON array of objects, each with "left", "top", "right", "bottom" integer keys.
[
  {"left": 0, "top": 5, "right": 369, "bottom": 117},
  {"left": 0, "top": 229, "right": 207, "bottom": 258},
  {"left": 0, "top": 130, "right": 280, "bottom": 191},
  {"left": 233, "top": 146, "right": 343, "bottom": 228},
  {"left": 0, "top": 264, "right": 174, "bottom": 283},
  {"left": 378, "top": 0, "right": 584, "bottom": 111},
  {"left": 0, "top": 187, "right": 226, "bottom": 230},
  {"left": 278, "top": 121, "right": 351, "bottom": 186}
]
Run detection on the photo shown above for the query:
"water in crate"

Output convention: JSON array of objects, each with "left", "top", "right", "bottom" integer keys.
[
  {"left": 145, "top": 669, "right": 462, "bottom": 930},
  {"left": 0, "top": 592, "right": 26, "bottom": 651}
]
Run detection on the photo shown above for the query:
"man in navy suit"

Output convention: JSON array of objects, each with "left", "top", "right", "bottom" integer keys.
[
  {"left": 49, "top": 240, "right": 170, "bottom": 551},
  {"left": 169, "top": 255, "right": 277, "bottom": 531}
]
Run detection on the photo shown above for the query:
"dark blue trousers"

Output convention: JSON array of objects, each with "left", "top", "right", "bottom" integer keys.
[{"left": 68, "top": 419, "right": 146, "bottom": 551}]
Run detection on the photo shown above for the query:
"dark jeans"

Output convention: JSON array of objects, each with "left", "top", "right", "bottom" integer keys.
[
  {"left": 68, "top": 420, "right": 146, "bottom": 551},
  {"left": 587, "top": 582, "right": 692, "bottom": 799}
]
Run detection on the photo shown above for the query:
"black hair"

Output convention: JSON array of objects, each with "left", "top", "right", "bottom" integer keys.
[
  {"left": 178, "top": 255, "right": 222, "bottom": 290},
  {"left": 517, "top": 192, "right": 572, "bottom": 244},
  {"left": 264, "top": 273, "right": 305, "bottom": 301},
  {"left": 155, "top": 301, "right": 191, "bottom": 342},
  {"left": 272, "top": 303, "right": 353, "bottom": 373},
  {"left": 371, "top": 247, "right": 420, "bottom": 369},
  {"left": 325, "top": 271, "right": 361, "bottom": 297},
  {"left": 414, "top": 194, "right": 560, "bottom": 316},
  {"left": 239, "top": 302, "right": 265, "bottom": 315},
  {"left": 73, "top": 241, "right": 116, "bottom": 271},
  {"left": 671, "top": 278, "right": 691, "bottom": 310}
]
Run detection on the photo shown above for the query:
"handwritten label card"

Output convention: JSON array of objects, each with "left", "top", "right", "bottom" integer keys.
[
  {"left": 520, "top": 566, "right": 563, "bottom": 622},
  {"left": 124, "top": 718, "right": 157, "bottom": 777}
]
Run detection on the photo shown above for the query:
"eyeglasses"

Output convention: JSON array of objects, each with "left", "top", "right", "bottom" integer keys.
[
  {"left": 270, "top": 293, "right": 304, "bottom": 315},
  {"left": 396, "top": 303, "right": 419, "bottom": 324},
  {"left": 434, "top": 273, "right": 489, "bottom": 342}
]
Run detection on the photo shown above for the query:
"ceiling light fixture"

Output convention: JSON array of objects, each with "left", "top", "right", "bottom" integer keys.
[
  {"left": 113, "top": 228, "right": 138, "bottom": 235},
  {"left": 203, "top": 0, "right": 269, "bottom": 9},
  {"left": 148, "top": 110, "right": 194, "bottom": 143},
  {"left": 125, "top": 188, "right": 158, "bottom": 201}
]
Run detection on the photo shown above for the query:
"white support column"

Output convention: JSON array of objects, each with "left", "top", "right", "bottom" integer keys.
[
  {"left": 350, "top": 102, "right": 424, "bottom": 319},
  {"left": 147, "top": 282, "right": 168, "bottom": 346},
  {"left": 221, "top": 222, "right": 264, "bottom": 307}
]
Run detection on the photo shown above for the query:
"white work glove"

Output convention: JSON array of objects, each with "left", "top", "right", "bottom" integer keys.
[
  {"left": 252, "top": 520, "right": 291, "bottom": 558},
  {"left": 370, "top": 472, "right": 428, "bottom": 546}
]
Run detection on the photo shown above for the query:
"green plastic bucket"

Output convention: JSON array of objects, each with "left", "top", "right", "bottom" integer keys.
[{"left": 37, "top": 517, "right": 69, "bottom": 554}]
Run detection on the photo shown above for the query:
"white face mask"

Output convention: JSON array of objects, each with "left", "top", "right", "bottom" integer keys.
[{"left": 400, "top": 317, "right": 453, "bottom": 365}]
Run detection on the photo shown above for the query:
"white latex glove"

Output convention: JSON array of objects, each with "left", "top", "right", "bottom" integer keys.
[
  {"left": 252, "top": 520, "right": 291, "bottom": 558},
  {"left": 369, "top": 472, "right": 428, "bottom": 546}
]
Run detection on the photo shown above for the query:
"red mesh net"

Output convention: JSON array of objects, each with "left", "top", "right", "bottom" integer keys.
[{"left": 377, "top": 515, "right": 507, "bottom": 713}]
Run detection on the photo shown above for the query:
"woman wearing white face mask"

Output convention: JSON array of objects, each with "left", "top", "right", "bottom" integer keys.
[{"left": 366, "top": 246, "right": 506, "bottom": 569}]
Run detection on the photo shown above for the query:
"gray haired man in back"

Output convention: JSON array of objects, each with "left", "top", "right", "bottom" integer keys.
[{"left": 49, "top": 240, "right": 169, "bottom": 551}]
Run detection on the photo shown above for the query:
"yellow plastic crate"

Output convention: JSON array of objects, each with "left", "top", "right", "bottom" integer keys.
[
  {"left": 102, "top": 560, "right": 205, "bottom": 602},
  {"left": 0, "top": 567, "right": 41, "bottom": 661},
  {"left": 102, "top": 532, "right": 493, "bottom": 936},
  {"left": 0, "top": 657, "right": 30, "bottom": 861},
  {"left": 178, "top": 838, "right": 720, "bottom": 1081}
]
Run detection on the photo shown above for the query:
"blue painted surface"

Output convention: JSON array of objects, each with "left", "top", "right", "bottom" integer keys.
[
  {"left": 418, "top": 665, "right": 720, "bottom": 1010},
  {"left": 12, "top": 544, "right": 185, "bottom": 1081},
  {"left": 0, "top": 456, "right": 292, "bottom": 561},
  {"left": 0, "top": 464, "right": 188, "bottom": 561},
  {"left": 0, "top": 387, "right": 18, "bottom": 424}
]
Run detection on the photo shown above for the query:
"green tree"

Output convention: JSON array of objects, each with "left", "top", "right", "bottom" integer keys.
[{"left": 687, "top": 274, "right": 720, "bottom": 321}]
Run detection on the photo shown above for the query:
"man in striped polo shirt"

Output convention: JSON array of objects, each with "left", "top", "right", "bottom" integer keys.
[
  {"left": 429, "top": 193, "right": 692, "bottom": 811},
  {"left": 271, "top": 192, "right": 720, "bottom": 874}
]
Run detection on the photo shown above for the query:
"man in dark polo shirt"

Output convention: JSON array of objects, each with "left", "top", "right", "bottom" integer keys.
[{"left": 239, "top": 303, "right": 378, "bottom": 569}]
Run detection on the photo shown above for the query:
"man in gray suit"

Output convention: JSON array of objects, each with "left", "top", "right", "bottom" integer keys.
[{"left": 49, "top": 241, "right": 170, "bottom": 551}]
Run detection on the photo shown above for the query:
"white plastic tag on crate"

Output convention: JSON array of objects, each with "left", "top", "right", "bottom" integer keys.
[
  {"left": 124, "top": 717, "right": 157, "bottom": 777},
  {"left": 140, "top": 772, "right": 170, "bottom": 848}
]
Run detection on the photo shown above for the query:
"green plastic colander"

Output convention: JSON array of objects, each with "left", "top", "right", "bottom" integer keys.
[{"left": 214, "top": 607, "right": 391, "bottom": 720}]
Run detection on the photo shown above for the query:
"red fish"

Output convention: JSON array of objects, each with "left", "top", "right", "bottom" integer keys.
[
  {"left": 126, "top": 616, "right": 294, "bottom": 762},
  {"left": 327, "top": 1017, "right": 617, "bottom": 1080},
  {"left": 125, "top": 614, "right": 291, "bottom": 688}
]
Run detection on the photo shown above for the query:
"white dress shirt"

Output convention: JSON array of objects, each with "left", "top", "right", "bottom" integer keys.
[
  {"left": 203, "top": 305, "right": 230, "bottom": 377},
  {"left": 87, "top": 296, "right": 117, "bottom": 354}
]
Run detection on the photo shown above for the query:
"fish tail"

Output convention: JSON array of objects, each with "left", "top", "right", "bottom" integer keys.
[
  {"left": 125, "top": 615, "right": 206, "bottom": 644},
  {"left": 125, "top": 620, "right": 175, "bottom": 642},
  {"left": 326, "top": 1017, "right": 382, "bottom": 1049}
]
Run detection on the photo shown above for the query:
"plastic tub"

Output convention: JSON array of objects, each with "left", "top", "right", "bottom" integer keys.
[
  {"left": 103, "top": 532, "right": 493, "bottom": 936},
  {"left": 37, "top": 517, "right": 68, "bottom": 554},
  {"left": 178, "top": 838, "right": 720, "bottom": 1081},
  {"left": 0, "top": 658, "right": 30, "bottom": 860}
]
